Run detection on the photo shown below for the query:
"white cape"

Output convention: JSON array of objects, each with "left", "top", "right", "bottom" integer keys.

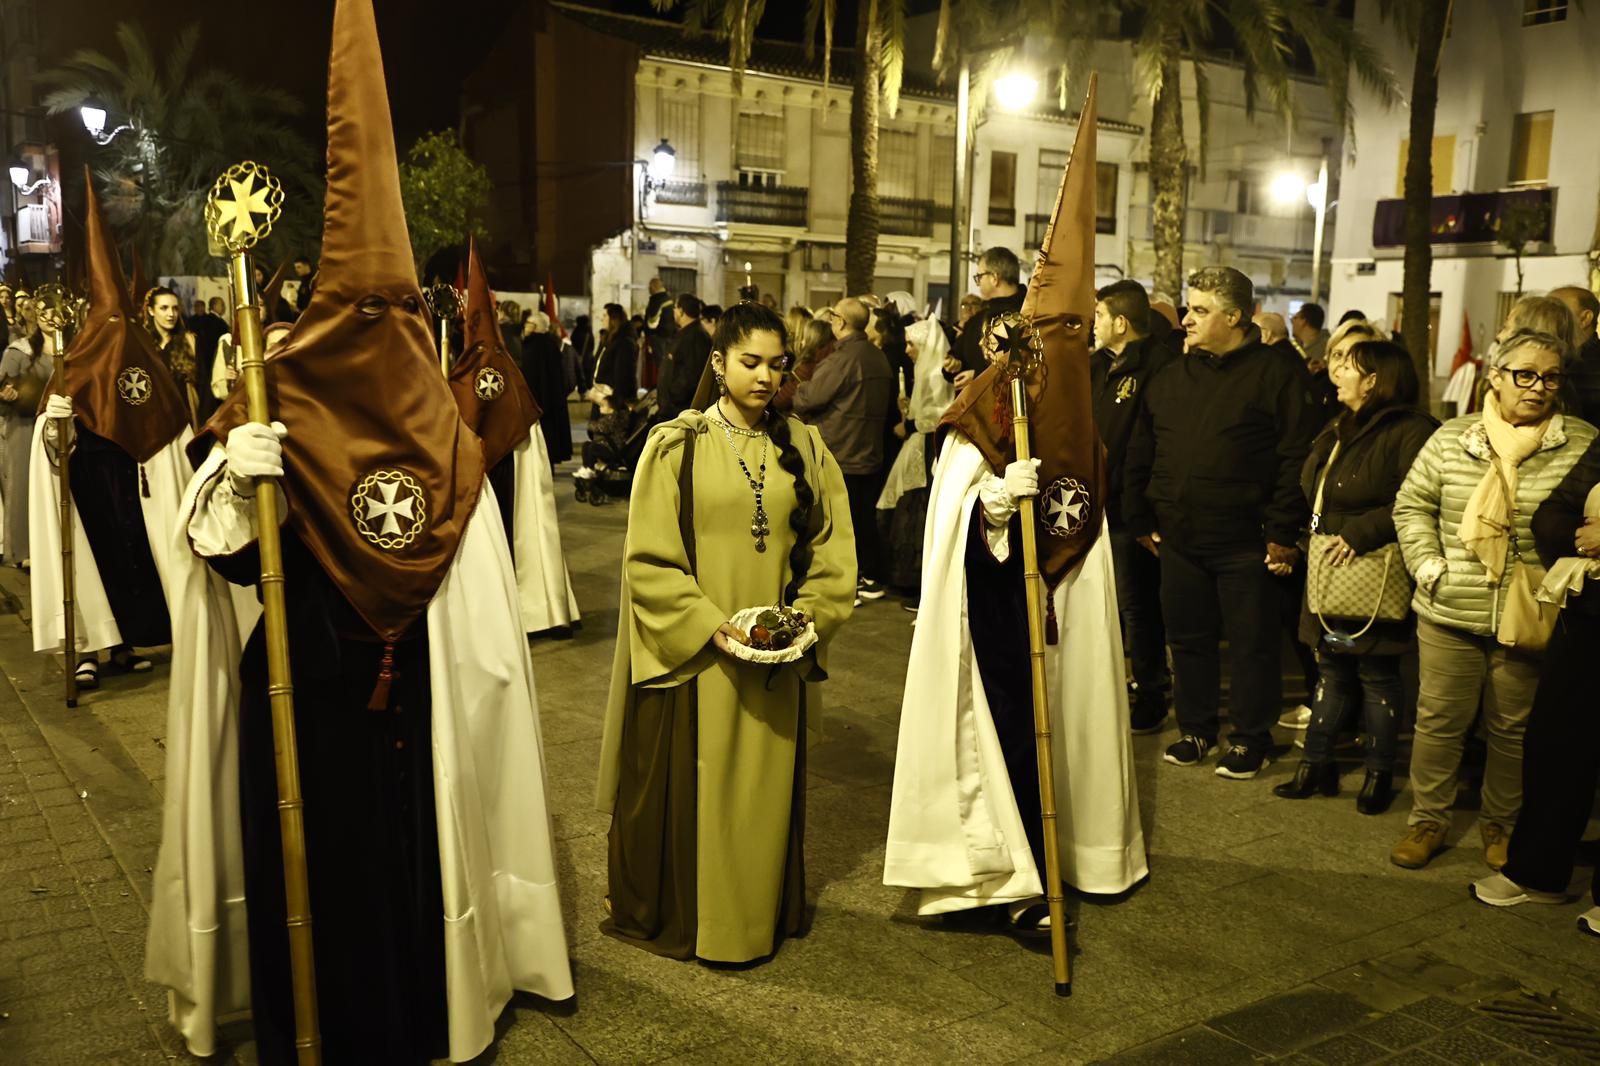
[
  {"left": 145, "top": 447, "right": 574, "bottom": 1061},
  {"left": 511, "top": 428, "right": 579, "bottom": 632},
  {"left": 27, "top": 417, "right": 190, "bottom": 653},
  {"left": 884, "top": 436, "right": 1147, "bottom": 911}
]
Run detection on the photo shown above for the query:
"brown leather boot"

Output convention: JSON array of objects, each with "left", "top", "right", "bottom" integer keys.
[
  {"left": 1481, "top": 822, "right": 1510, "bottom": 872},
  {"left": 1390, "top": 821, "right": 1449, "bottom": 869}
]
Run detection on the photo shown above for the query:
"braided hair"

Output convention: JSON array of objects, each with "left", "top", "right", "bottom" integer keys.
[{"left": 712, "top": 301, "right": 815, "bottom": 605}]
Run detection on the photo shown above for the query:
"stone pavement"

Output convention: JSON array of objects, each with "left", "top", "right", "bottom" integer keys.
[{"left": 2, "top": 443, "right": 1598, "bottom": 1064}]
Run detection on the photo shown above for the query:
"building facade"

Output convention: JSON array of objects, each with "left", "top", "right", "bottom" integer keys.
[{"left": 1330, "top": 0, "right": 1600, "bottom": 378}]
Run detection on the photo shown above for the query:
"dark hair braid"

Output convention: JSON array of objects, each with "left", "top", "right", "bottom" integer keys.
[{"left": 766, "top": 411, "right": 814, "bottom": 606}]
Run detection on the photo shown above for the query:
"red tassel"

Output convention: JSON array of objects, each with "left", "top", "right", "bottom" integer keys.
[
  {"left": 367, "top": 642, "right": 397, "bottom": 711},
  {"left": 140, "top": 465, "right": 151, "bottom": 498},
  {"left": 1045, "top": 596, "right": 1059, "bottom": 646}
]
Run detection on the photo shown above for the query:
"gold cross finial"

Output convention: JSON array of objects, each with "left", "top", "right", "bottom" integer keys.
[
  {"left": 205, "top": 161, "right": 284, "bottom": 253},
  {"left": 424, "top": 283, "right": 464, "bottom": 322}
]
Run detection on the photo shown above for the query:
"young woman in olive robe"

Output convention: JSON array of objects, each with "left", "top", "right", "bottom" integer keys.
[{"left": 597, "top": 301, "right": 857, "bottom": 964}]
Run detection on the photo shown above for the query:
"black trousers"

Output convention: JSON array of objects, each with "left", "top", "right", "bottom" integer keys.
[
  {"left": 1110, "top": 529, "right": 1169, "bottom": 697},
  {"left": 843, "top": 471, "right": 884, "bottom": 583},
  {"left": 1503, "top": 610, "right": 1600, "bottom": 904},
  {"left": 1159, "top": 543, "right": 1281, "bottom": 749}
]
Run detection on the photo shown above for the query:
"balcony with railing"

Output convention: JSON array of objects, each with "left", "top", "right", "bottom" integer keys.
[
  {"left": 715, "top": 181, "right": 808, "bottom": 226},
  {"left": 881, "top": 197, "right": 935, "bottom": 237},
  {"left": 654, "top": 180, "right": 707, "bottom": 207},
  {"left": 1372, "top": 187, "right": 1555, "bottom": 248}
]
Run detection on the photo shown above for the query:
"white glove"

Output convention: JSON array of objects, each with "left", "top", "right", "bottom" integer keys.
[
  {"left": 225, "top": 421, "right": 287, "bottom": 494},
  {"left": 979, "top": 458, "right": 1041, "bottom": 526},
  {"left": 45, "top": 394, "right": 72, "bottom": 419}
]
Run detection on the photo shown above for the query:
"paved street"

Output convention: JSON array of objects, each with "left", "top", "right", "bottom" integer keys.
[{"left": 2, "top": 429, "right": 1599, "bottom": 1064}]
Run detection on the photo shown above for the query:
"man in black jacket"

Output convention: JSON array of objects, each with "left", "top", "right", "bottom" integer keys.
[
  {"left": 944, "top": 247, "right": 1027, "bottom": 386},
  {"left": 1553, "top": 285, "right": 1600, "bottom": 422},
  {"left": 1091, "top": 280, "right": 1176, "bottom": 735},
  {"left": 1124, "top": 266, "right": 1319, "bottom": 780},
  {"left": 653, "top": 293, "right": 712, "bottom": 423}
]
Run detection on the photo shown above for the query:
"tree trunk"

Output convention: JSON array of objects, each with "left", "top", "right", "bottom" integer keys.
[
  {"left": 1402, "top": 0, "right": 1450, "bottom": 409},
  {"left": 846, "top": 0, "right": 881, "bottom": 296},
  {"left": 1148, "top": 59, "right": 1187, "bottom": 301}
]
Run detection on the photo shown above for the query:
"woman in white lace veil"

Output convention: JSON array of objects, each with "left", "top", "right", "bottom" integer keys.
[{"left": 877, "top": 315, "right": 956, "bottom": 598}]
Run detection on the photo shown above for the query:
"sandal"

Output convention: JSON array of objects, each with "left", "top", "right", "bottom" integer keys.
[
  {"left": 74, "top": 660, "right": 99, "bottom": 690},
  {"left": 1003, "top": 901, "right": 1054, "bottom": 941},
  {"left": 109, "top": 649, "right": 153, "bottom": 673}
]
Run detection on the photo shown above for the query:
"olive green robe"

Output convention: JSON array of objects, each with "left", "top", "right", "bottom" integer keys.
[{"left": 597, "top": 410, "right": 856, "bottom": 963}]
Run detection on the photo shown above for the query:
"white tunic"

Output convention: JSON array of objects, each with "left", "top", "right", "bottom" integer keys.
[
  {"left": 144, "top": 445, "right": 574, "bottom": 1061},
  {"left": 510, "top": 427, "right": 580, "bottom": 633},
  {"left": 884, "top": 435, "right": 1148, "bottom": 911}
]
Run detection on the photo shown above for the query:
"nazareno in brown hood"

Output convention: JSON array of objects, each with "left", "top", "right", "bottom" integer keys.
[
  {"left": 940, "top": 74, "right": 1108, "bottom": 621},
  {"left": 448, "top": 237, "right": 542, "bottom": 469},
  {"left": 46, "top": 166, "right": 191, "bottom": 463},
  {"left": 193, "top": 0, "right": 485, "bottom": 642}
]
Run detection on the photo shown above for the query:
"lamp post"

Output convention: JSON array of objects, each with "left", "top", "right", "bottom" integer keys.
[
  {"left": 78, "top": 98, "right": 134, "bottom": 146},
  {"left": 1270, "top": 157, "right": 1331, "bottom": 305},
  {"left": 945, "top": 64, "right": 1037, "bottom": 317},
  {"left": 9, "top": 161, "right": 51, "bottom": 196},
  {"left": 637, "top": 137, "right": 677, "bottom": 219}
]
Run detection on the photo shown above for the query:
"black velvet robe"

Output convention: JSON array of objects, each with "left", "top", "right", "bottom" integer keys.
[
  {"left": 213, "top": 532, "right": 449, "bottom": 1066},
  {"left": 68, "top": 426, "right": 171, "bottom": 647}
]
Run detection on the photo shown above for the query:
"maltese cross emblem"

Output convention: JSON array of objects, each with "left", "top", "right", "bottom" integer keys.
[
  {"left": 116, "top": 367, "right": 153, "bottom": 406},
  {"left": 474, "top": 367, "right": 505, "bottom": 401},
  {"left": 1041, "top": 477, "right": 1090, "bottom": 538},
  {"left": 351, "top": 469, "right": 428, "bottom": 551}
]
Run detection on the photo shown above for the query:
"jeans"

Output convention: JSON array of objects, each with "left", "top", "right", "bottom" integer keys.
[
  {"left": 1159, "top": 543, "right": 1281, "bottom": 748},
  {"left": 1302, "top": 649, "right": 1402, "bottom": 772},
  {"left": 1110, "top": 530, "right": 1169, "bottom": 696},
  {"left": 1407, "top": 618, "right": 1542, "bottom": 829},
  {"left": 842, "top": 472, "right": 885, "bottom": 583},
  {"left": 1503, "top": 612, "right": 1600, "bottom": 904}
]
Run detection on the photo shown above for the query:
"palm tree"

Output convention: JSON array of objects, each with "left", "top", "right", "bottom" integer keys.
[
  {"left": 37, "top": 22, "right": 321, "bottom": 274},
  {"left": 1125, "top": 0, "right": 1395, "bottom": 300},
  {"left": 1379, "top": 0, "right": 1451, "bottom": 406}
]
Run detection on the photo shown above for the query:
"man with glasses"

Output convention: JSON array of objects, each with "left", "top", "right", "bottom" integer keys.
[{"left": 944, "top": 247, "right": 1026, "bottom": 390}]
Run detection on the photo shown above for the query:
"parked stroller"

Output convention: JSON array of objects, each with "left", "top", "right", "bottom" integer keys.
[{"left": 573, "top": 389, "right": 659, "bottom": 505}]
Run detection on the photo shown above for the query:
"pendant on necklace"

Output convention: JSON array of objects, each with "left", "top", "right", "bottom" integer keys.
[{"left": 752, "top": 505, "right": 770, "bottom": 553}]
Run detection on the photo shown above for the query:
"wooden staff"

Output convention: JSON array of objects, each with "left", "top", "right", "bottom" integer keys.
[
  {"left": 51, "top": 325, "right": 78, "bottom": 709},
  {"left": 1009, "top": 373, "right": 1072, "bottom": 997},
  {"left": 425, "top": 283, "right": 462, "bottom": 377},
  {"left": 210, "top": 163, "right": 320, "bottom": 1064}
]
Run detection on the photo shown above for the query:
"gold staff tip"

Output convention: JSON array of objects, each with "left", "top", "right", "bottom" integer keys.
[{"left": 206, "top": 161, "right": 285, "bottom": 253}]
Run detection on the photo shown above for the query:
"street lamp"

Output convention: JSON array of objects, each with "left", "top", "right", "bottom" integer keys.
[
  {"left": 79, "top": 98, "right": 134, "bottom": 145},
  {"left": 647, "top": 138, "right": 676, "bottom": 183},
  {"left": 8, "top": 161, "right": 51, "bottom": 196},
  {"left": 1270, "top": 160, "right": 1332, "bottom": 304},
  {"left": 993, "top": 71, "right": 1040, "bottom": 113}
]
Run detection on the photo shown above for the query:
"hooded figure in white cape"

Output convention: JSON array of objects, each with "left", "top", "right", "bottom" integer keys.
[
  {"left": 27, "top": 167, "right": 230, "bottom": 685},
  {"left": 884, "top": 78, "right": 1147, "bottom": 926},
  {"left": 448, "top": 238, "right": 579, "bottom": 635},
  {"left": 142, "top": 2, "right": 571, "bottom": 1062}
]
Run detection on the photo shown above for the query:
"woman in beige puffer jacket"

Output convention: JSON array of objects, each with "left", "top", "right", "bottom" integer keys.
[{"left": 1390, "top": 328, "right": 1597, "bottom": 872}]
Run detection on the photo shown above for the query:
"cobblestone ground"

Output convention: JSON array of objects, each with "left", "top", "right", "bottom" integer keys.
[{"left": 2, "top": 422, "right": 1599, "bottom": 1064}]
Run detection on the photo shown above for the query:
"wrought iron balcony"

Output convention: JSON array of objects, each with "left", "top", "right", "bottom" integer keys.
[
  {"left": 654, "top": 180, "right": 707, "bottom": 207},
  {"left": 881, "top": 197, "right": 935, "bottom": 237},
  {"left": 987, "top": 205, "right": 1016, "bottom": 227},
  {"left": 1372, "top": 187, "right": 1555, "bottom": 248},
  {"left": 715, "top": 181, "right": 808, "bottom": 226}
]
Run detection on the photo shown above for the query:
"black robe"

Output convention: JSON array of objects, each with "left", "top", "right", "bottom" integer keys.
[
  {"left": 69, "top": 426, "right": 171, "bottom": 647},
  {"left": 214, "top": 533, "right": 449, "bottom": 1066},
  {"left": 521, "top": 332, "right": 572, "bottom": 465}
]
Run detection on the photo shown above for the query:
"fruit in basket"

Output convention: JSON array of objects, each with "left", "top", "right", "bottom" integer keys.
[{"left": 745, "top": 606, "right": 810, "bottom": 651}]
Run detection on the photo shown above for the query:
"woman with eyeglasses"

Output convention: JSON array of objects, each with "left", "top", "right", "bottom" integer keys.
[{"left": 1389, "top": 328, "right": 1597, "bottom": 871}]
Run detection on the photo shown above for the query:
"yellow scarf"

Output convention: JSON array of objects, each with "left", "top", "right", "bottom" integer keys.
[{"left": 1458, "top": 395, "right": 1558, "bottom": 582}]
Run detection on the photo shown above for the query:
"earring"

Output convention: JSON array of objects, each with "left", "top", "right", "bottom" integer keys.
[{"left": 715, "top": 371, "right": 727, "bottom": 397}]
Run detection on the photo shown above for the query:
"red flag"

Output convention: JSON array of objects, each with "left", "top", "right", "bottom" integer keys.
[
  {"left": 543, "top": 273, "right": 567, "bottom": 340},
  {"left": 1450, "top": 310, "right": 1474, "bottom": 372}
]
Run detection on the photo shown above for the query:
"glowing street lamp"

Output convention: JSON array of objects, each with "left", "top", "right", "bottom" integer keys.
[
  {"left": 994, "top": 71, "right": 1040, "bottom": 112},
  {"left": 647, "top": 138, "right": 677, "bottom": 183},
  {"left": 1269, "top": 170, "right": 1309, "bottom": 206},
  {"left": 8, "top": 161, "right": 51, "bottom": 196},
  {"left": 79, "top": 98, "right": 135, "bottom": 146},
  {"left": 1272, "top": 160, "right": 1332, "bottom": 303}
]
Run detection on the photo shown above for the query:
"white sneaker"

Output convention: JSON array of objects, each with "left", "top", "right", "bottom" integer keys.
[
  {"left": 1470, "top": 873, "right": 1567, "bottom": 908},
  {"left": 1278, "top": 704, "right": 1313, "bottom": 730},
  {"left": 1579, "top": 906, "right": 1600, "bottom": 937}
]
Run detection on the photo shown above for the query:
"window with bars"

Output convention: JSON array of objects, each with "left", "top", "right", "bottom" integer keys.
[
  {"left": 1508, "top": 111, "right": 1554, "bottom": 185},
  {"left": 931, "top": 134, "right": 955, "bottom": 207},
  {"left": 658, "top": 94, "right": 701, "bottom": 180},
  {"left": 1096, "top": 162, "right": 1119, "bottom": 234},
  {"left": 1036, "top": 149, "right": 1067, "bottom": 214},
  {"left": 989, "top": 150, "right": 1017, "bottom": 226},
  {"left": 1522, "top": 0, "right": 1568, "bottom": 25},
  {"left": 736, "top": 110, "right": 785, "bottom": 175},
  {"left": 880, "top": 129, "right": 918, "bottom": 200}
]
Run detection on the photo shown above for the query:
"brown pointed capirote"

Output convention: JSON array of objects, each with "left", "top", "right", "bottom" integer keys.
[
  {"left": 450, "top": 237, "right": 543, "bottom": 469},
  {"left": 195, "top": 0, "right": 485, "bottom": 644}
]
